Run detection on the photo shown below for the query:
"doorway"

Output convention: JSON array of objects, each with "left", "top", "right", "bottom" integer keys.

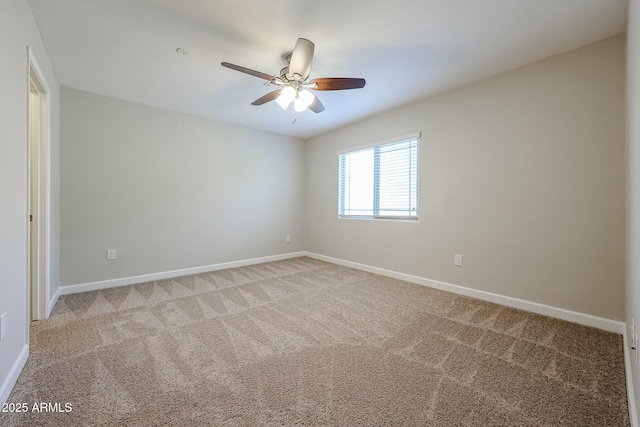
[{"left": 27, "top": 49, "right": 50, "bottom": 322}]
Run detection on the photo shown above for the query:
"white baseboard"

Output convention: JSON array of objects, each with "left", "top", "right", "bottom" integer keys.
[
  {"left": 0, "top": 344, "right": 28, "bottom": 405},
  {"left": 304, "top": 252, "right": 625, "bottom": 334},
  {"left": 59, "top": 252, "right": 306, "bottom": 295},
  {"left": 624, "top": 329, "right": 639, "bottom": 427},
  {"left": 47, "top": 286, "right": 60, "bottom": 318},
  {"left": 59, "top": 249, "right": 625, "bottom": 335}
]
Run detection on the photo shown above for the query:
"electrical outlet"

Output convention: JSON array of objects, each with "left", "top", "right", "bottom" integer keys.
[
  {"left": 106, "top": 249, "right": 116, "bottom": 260},
  {"left": 286, "top": 235, "right": 291, "bottom": 242},
  {"left": 454, "top": 254, "right": 463, "bottom": 267},
  {"left": 632, "top": 319, "right": 637, "bottom": 350},
  {"left": 0, "top": 312, "right": 6, "bottom": 342}
]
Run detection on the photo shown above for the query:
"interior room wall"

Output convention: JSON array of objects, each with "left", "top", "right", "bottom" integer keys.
[
  {"left": 627, "top": 0, "right": 640, "bottom": 420},
  {"left": 305, "top": 35, "right": 625, "bottom": 321},
  {"left": 0, "top": 0, "right": 60, "bottom": 403},
  {"left": 60, "top": 88, "right": 306, "bottom": 287}
]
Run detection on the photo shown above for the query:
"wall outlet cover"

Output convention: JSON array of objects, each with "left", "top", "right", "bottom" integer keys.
[{"left": 454, "top": 254, "right": 463, "bottom": 267}]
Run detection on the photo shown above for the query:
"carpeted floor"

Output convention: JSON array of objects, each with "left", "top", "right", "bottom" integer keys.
[{"left": 3, "top": 257, "right": 630, "bottom": 426}]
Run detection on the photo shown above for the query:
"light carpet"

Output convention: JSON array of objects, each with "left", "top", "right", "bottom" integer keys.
[{"left": 3, "top": 257, "right": 629, "bottom": 426}]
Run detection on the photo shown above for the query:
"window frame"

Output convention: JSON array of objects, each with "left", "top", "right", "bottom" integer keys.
[{"left": 338, "top": 131, "right": 420, "bottom": 221}]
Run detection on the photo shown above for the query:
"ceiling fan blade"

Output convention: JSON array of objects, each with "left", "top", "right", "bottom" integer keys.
[
  {"left": 251, "top": 89, "right": 282, "bottom": 105},
  {"left": 309, "top": 78, "right": 366, "bottom": 90},
  {"left": 288, "top": 38, "right": 314, "bottom": 80},
  {"left": 221, "top": 62, "right": 275, "bottom": 81},
  {"left": 308, "top": 94, "right": 325, "bottom": 113}
]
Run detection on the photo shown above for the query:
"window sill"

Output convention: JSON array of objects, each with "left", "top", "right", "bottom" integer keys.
[{"left": 338, "top": 216, "right": 419, "bottom": 223}]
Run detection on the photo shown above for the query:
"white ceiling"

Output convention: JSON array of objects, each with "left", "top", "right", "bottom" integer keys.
[{"left": 27, "top": 0, "right": 627, "bottom": 139}]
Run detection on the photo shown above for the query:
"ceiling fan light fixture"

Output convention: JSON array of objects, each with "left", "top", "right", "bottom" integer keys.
[
  {"left": 276, "top": 96, "right": 290, "bottom": 110},
  {"left": 221, "top": 38, "right": 365, "bottom": 117},
  {"left": 294, "top": 97, "right": 306, "bottom": 112},
  {"left": 276, "top": 86, "right": 296, "bottom": 109},
  {"left": 294, "top": 89, "right": 315, "bottom": 112},
  {"left": 299, "top": 89, "right": 314, "bottom": 106}
]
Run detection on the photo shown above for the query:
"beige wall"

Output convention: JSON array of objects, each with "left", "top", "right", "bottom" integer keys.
[
  {"left": 627, "top": 0, "right": 640, "bottom": 420},
  {"left": 0, "top": 0, "right": 60, "bottom": 402},
  {"left": 60, "top": 89, "right": 306, "bottom": 286},
  {"left": 306, "top": 36, "right": 625, "bottom": 321}
]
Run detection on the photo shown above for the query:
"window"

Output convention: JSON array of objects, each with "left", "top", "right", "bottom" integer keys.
[{"left": 338, "top": 132, "right": 419, "bottom": 219}]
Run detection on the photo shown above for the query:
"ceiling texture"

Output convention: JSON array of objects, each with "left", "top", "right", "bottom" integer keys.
[{"left": 28, "top": 0, "right": 627, "bottom": 139}]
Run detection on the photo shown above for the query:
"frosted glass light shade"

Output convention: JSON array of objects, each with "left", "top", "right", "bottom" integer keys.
[
  {"left": 294, "top": 89, "right": 315, "bottom": 112},
  {"left": 299, "top": 89, "right": 314, "bottom": 107},
  {"left": 276, "top": 86, "right": 296, "bottom": 109},
  {"left": 294, "top": 97, "right": 306, "bottom": 112}
]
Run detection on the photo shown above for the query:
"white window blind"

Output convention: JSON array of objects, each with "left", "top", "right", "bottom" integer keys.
[{"left": 339, "top": 133, "right": 419, "bottom": 219}]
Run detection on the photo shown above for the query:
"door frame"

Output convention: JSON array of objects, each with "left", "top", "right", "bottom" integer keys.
[{"left": 27, "top": 47, "right": 51, "bottom": 322}]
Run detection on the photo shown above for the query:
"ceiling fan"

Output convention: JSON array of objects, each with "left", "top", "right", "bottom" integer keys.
[{"left": 221, "top": 38, "right": 366, "bottom": 116}]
